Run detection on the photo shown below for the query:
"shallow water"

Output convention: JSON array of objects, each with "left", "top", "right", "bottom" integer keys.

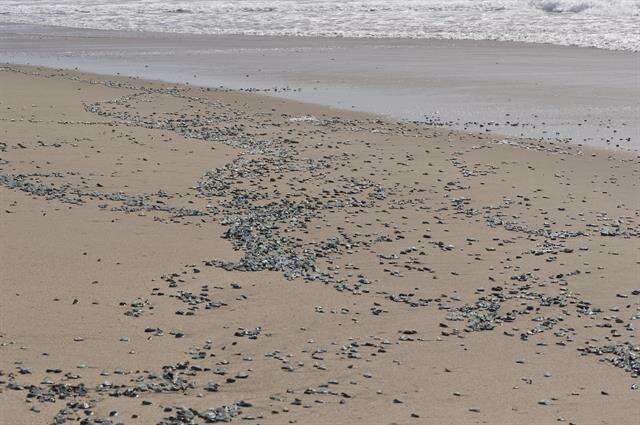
[{"left": 1, "top": 24, "right": 638, "bottom": 150}]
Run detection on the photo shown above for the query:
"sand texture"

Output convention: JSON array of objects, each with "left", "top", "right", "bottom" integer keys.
[{"left": 0, "top": 65, "right": 639, "bottom": 425}]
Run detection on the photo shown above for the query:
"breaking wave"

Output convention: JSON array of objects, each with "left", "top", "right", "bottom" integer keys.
[
  {"left": 0, "top": 0, "right": 638, "bottom": 51},
  {"left": 530, "top": 0, "right": 593, "bottom": 13}
]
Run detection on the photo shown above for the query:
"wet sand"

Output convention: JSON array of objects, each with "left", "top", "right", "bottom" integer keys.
[
  {"left": 1, "top": 23, "right": 639, "bottom": 150},
  {"left": 0, "top": 65, "right": 639, "bottom": 425}
]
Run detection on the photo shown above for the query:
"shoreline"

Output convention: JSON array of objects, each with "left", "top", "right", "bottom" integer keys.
[
  {"left": 2, "top": 23, "right": 638, "bottom": 152},
  {"left": 2, "top": 63, "right": 636, "bottom": 160}
]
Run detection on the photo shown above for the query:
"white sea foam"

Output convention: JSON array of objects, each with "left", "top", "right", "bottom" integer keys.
[{"left": 1, "top": 0, "right": 638, "bottom": 51}]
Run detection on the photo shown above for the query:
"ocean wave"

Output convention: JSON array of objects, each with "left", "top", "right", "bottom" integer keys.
[
  {"left": 530, "top": 0, "right": 593, "bottom": 13},
  {"left": 240, "top": 7, "right": 278, "bottom": 13},
  {"left": 167, "top": 8, "right": 192, "bottom": 14},
  {"left": 530, "top": 0, "right": 640, "bottom": 14},
  {"left": 1, "top": 0, "right": 638, "bottom": 51}
]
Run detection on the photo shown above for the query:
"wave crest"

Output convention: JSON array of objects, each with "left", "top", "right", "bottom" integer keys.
[{"left": 530, "top": 0, "right": 593, "bottom": 13}]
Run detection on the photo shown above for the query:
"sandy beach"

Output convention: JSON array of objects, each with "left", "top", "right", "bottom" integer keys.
[{"left": 0, "top": 61, "right": 638, "bottom": 425}]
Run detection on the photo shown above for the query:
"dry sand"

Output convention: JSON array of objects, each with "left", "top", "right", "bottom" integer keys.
[{"left": 0, "top": 65, "right": 639, "bottom": 425}]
